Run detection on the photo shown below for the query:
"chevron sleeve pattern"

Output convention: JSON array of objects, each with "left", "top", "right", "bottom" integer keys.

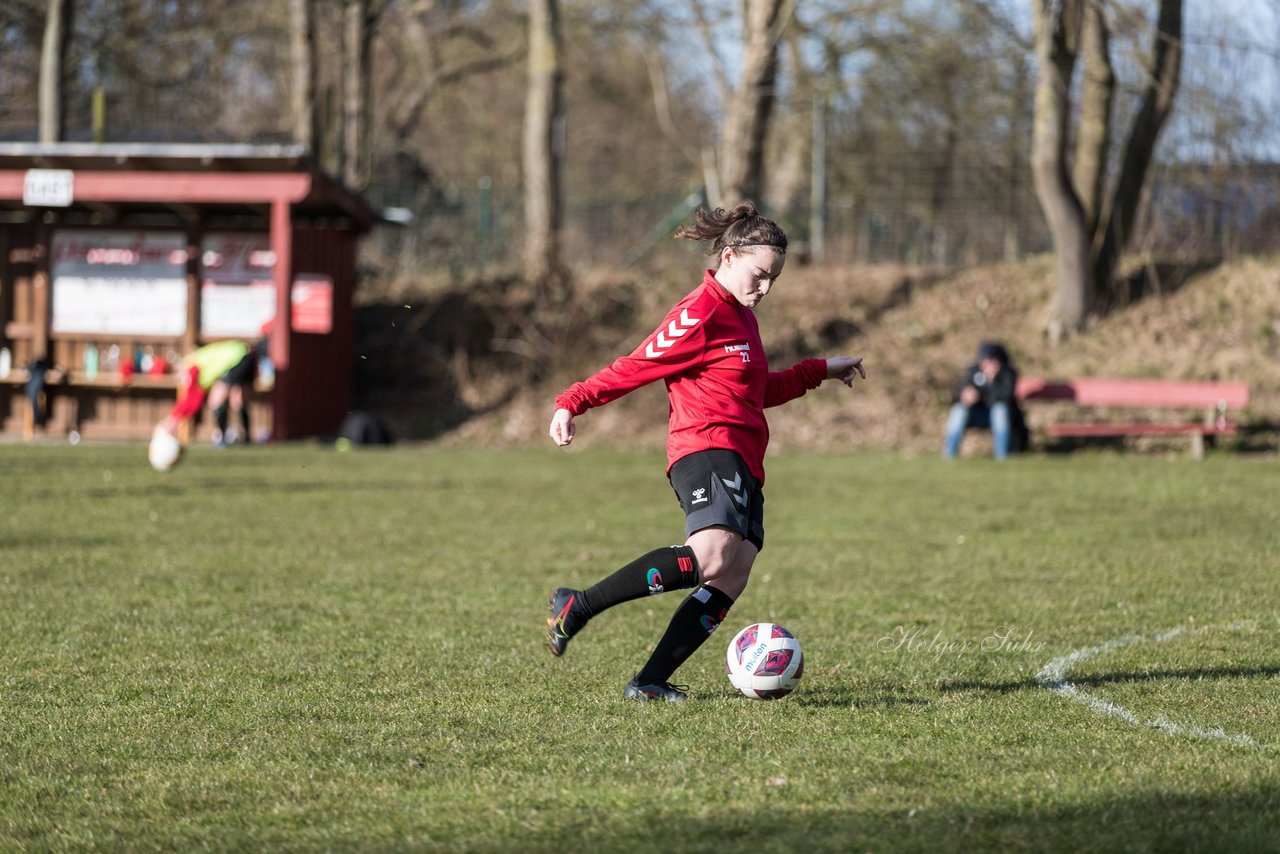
[
  {"left": 555, "top": 299, "right": 710, "bottom": 416},
  {"left": 762, "top": 358, "right": 829, "bottom": 408}
]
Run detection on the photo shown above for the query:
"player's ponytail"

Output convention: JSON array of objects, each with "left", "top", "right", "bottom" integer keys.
[{"left": 675, "top": 201, "right": 788, "bottom": 257}]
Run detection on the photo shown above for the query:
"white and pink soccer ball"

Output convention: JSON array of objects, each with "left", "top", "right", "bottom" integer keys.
[{"left": 725, "top": 622, "right": 804, "bottom": 700}]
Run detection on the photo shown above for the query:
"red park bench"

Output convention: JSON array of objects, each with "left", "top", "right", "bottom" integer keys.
[{"left": 1015, "top": 376, "right": 1251, "bottom": 459}]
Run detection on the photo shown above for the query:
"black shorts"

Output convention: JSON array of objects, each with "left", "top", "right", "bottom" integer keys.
[
  {"left": 668, "top": 449, "right": 765, "bottom": 551},
  {"left": 219, "top": 353, "right": 257, "bottom": 387}
]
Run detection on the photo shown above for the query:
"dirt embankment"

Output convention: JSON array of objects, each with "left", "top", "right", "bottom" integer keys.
[{"left": 354, "top": 256, "right": 1280, "bottom": 454}]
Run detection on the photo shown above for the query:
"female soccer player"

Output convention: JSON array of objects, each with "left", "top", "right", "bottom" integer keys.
[{"left": 545, "top": 202, "right": 865, "bottom": 702}]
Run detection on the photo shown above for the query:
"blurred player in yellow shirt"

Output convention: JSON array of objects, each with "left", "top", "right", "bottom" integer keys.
[{"left": 157, "top": 339, "right": 263, "bottom": 447}]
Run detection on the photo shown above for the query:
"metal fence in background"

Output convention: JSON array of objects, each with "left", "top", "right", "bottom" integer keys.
[{"left": 360, "top": 154, "right": 1280, "bottom": 279}]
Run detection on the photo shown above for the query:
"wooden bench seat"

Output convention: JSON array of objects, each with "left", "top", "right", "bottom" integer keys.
[{"left": 1015, "top": 377, "right": 1250, "bottom": 458}]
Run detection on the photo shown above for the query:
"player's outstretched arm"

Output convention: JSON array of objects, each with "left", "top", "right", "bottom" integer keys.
[
  {"left": 549, "top": 407, "right": 576, "bottom": 446},
  {"left": 825, "top": 356, "right": 866, "bottom": 388}
]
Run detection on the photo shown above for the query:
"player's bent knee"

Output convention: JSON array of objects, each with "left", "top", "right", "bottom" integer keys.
[
  {"left": 687, "top": 528, "right": 743, "bottom": 578},
  {"left": 696, "top": 549, "right": 753, "bottom": 592}
]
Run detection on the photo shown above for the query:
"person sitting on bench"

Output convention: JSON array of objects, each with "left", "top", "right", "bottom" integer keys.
[{"left": 942, "top": 340, "right": 1028, "bottom": 460}]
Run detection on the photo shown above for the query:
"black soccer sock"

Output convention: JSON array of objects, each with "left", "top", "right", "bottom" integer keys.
[
  {"left": 238, "top": 403, "right": 250, "bottom": 437},
  {"left": 577, "top": 545, "right": 699, "bottom": 619},
  {"left": 634, "top": 583, "right": 735, "bottom": 685},
  {"left": 214, "top": 403, "right": 229, "bottom": 434}
]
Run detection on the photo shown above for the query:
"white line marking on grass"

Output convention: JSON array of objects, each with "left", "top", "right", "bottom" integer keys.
[{"left": 1036, "top": 620, "right": 1278, "bottom": 752}]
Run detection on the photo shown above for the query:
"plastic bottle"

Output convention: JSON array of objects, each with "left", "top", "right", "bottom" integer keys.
[
  {"left": 0, "top": 347, "right": 10, "bottom": 379},
  {"left": 84, "top": 343, "right": 99, "bottom": 379}
]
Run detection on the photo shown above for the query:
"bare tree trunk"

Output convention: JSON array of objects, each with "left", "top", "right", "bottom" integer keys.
[
  {"left": 289, "top": 0, "right": 316, "bottom": 152},
  {"left": 809, "top": 91, "right": 826, "bottom": 263},
  {"left": 1004, "top": 51, "right": 1030, "bottom": 262},
  {"left": 930, "top": 100, "right": 958, "bottom": 267},
  {"left": 720, "top": 0, "right": 789, "bottom": 205},
  {"left": 342, "top": 0, "right": 372, "bottom": 189},
  {"left": 523, "top": 0, "right": 564, "bottom": 284},
  {"left": 1032, "top": 0, "right": 1184, "bottom": 333},
  {"left": 1095, "top": 0, "right": 1183, "bottom": 297},
  {"left": 1073, "top": 0, "right": 1113, "bottom": 238},
  {"left": 39, "top": 0, "right": 73, "bottom": 143},
  {"left": 1031, "top": 0, "right": 1094, "bottom": 336},
  {"left": 807, "top": 36, "right": 843, "bottom": 265},
  {"left": 701, "top": 147, "right": 721, "bottom": 212}
]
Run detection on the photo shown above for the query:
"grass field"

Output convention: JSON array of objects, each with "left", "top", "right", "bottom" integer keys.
[{"left": 2, "top": 442, "right": 1278, "bottom": 851}]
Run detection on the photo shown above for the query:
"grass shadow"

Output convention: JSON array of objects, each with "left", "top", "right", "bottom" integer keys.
[
  {"left": 793, "top": 683, "right": 933, "bottom": 709},
  {"left": 0, "top": 534, "right": 117, "bottom": 550},
  {"left": 1069, "top": 664, "right": 1280, "bottom": 688},
  {"left": 18, "top": 478, "right": 418, "bottom": 501},
  {"left": 573, "top": 786, "right": 1280, "bottom": 851},
  {"left": 939, "top": 663, "right": 1280, "bottom": 695}
]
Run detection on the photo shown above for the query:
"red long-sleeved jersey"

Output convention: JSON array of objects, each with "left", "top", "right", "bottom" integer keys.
[{"left": 554, "top": 270, "right": 827, "bottom": 484}]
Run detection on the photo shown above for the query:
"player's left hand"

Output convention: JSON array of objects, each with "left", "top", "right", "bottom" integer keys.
[
  {"left": 549, "top": 407, "right": 576, "bottom": 446},
  {"left": 825, "top": 356, "right": 865, "bottom": 388}
]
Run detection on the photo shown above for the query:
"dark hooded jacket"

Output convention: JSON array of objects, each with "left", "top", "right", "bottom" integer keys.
[{"left": 953, "top": 341, "right": 1029, "bottom": 452}]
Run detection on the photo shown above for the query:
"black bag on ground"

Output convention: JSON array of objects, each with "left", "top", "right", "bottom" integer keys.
[{"left": 338, "top": 411, "right": 394, "bottom": 446}]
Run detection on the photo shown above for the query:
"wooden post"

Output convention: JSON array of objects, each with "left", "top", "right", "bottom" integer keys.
[
  {"left": 184, "top": 220, "right": 202, "bottom": 353},
  {"left": 31, "top": 224, "right": 50, "bottom": 361},
  {"left": 270, "top": 196, "right": 293, "bottom": 439},
  {"left": 92, "top": 87, "right": 106, "bottom": 144},
  {"left": 0, "top": 226, "right": 11, "bottom": 350},
  {"left": 22, "top": 391, "right": 36, "bottom": 441}
]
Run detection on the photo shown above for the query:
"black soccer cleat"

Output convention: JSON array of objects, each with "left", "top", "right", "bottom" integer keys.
[
  {"left": 623, "top": 676, "right": 688, "bottom": 703},
  {"left": 546, "top": 587, "right": 583, "bottom": 657}
]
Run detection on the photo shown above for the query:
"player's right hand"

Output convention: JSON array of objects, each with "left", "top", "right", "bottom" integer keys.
[{"left": 549, "top": 408, "right": 575, "bottom": 446}]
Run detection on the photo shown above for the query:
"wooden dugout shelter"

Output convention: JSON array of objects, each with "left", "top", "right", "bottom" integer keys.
[{"left": 0, "top": 143, "right": 378, "bottom": 441}]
